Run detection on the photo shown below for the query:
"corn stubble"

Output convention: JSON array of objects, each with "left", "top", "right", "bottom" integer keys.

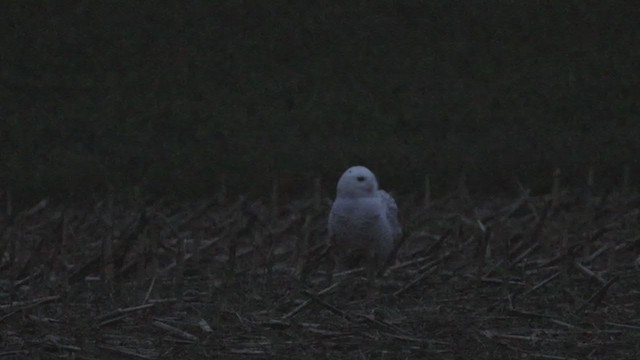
[{"left": 0, "top": 176, "right": 639, "bottom": 359}]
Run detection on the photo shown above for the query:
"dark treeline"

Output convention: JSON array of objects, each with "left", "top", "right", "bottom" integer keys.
[{"left": 2, "top": 1, "right": 639, "bottom": 204}]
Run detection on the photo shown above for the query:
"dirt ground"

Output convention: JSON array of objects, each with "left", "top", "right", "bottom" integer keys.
[{"left": 2, "top": 187, "right": 640, "bottom": 359}]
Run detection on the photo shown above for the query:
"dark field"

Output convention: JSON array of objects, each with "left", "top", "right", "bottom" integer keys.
[
  {"left": 2, "top": 2, "right": 640, "bottom": 358},
  {"left": 2, "top": 182, "right": 640, "bottom": 359},
  {"left": 2, "top": 1, "right": 639, "bottom": 202}
]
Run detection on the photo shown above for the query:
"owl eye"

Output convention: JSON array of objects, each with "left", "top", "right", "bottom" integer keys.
[{"left": 356, "top": 176, "right": 365, "bottom": 182}]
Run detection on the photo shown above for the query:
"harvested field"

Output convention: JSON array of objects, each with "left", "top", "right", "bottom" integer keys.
[{"left": 2, "top": 186, "right": 640, "bottom": 359}]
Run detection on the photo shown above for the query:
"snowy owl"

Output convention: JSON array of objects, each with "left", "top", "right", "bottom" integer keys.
[{"left": 328, "top": 166, "right": 402, "bottom": 282}]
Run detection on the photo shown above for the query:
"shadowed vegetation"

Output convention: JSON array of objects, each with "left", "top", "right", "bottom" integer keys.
[{"left": 1, "top": 1, "right": 638, "bottom": 203}]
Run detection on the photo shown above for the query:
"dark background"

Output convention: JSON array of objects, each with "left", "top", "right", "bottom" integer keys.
[{"left": 2, "top": 1, "right": 638, "bottom": 203}]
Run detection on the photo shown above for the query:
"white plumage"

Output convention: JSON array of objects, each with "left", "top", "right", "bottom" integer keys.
[{"left": 328, "top": 166, "right": 401, "bottom": 279}]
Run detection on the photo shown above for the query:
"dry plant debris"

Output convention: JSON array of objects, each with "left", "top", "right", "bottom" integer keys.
[{"left": 1, "top": 187, "right": 640, "bottom": 359}]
